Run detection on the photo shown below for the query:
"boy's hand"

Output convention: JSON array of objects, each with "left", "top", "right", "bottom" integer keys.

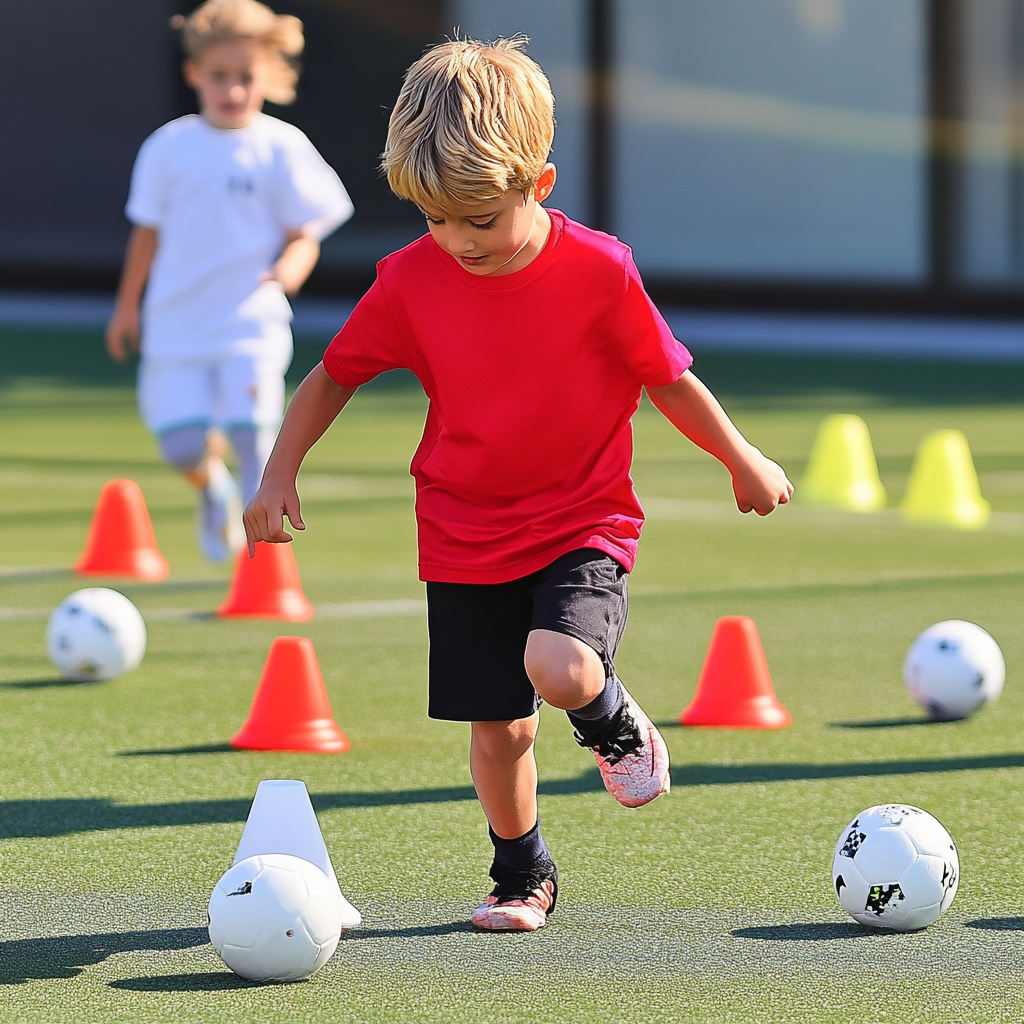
[
  {"left": 105, "top": 304, "right": 140, "bottom": 362},
  {"left": 730, "top": 444, "right": 794, "bottom": 516},
  {"left": 242, "top": 478, "right": 305, "bottom": 558}
]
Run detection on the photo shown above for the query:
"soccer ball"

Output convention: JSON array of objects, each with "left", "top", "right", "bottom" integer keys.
[
  {"left": 903, "top": 620, "right": 1005, "bottom": 721},
  {"left": 46, "top": 588, "right": 147, "bottom": 681},
  {"left": 832, "top": 804, "right": 959, "bottom": 931},
  {"left": 208, "top": 854, "right": 345, "bottom": 982}
]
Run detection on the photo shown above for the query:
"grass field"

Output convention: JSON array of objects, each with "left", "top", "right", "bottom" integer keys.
[{"left": 2, "top": 329, "right": 1024, "bottom": 1022}]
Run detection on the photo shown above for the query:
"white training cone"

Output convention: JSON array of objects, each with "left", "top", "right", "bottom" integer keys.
[{"left": 235, "top": 779, "right": 361, "bottom": 928}]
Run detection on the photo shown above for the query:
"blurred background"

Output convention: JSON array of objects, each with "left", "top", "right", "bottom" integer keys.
[{"left": 4, "top": 0, "right": 1024, "bottom": 361}]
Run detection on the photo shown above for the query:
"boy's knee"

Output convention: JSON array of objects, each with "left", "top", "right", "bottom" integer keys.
[
  {"left": 159, "top": 425, "right": 208, "bottom": 473},
  {"left": 471, "top": 716, "right": 538, "bottom": 759},
  {"left": 524, "top": 630, "right": 604, "bottom": 708}
]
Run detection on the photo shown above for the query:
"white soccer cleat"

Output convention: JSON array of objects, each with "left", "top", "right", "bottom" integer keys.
[
  {"left": 198, "top": 455, "right": 244, "bottom": 562},
  {"left": 574, "top": 685, "right": 671, "bottom": 808},
  {"left": 471, "top": 861, "right": 558, "bottom": 932}
]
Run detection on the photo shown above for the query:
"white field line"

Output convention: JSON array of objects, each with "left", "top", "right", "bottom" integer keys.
[
  {"left": 642, "top": 498, "right": 1024, "bottom": 532},
  {"left": 0, "top": 598, "right": 426, "bottom": 623}
]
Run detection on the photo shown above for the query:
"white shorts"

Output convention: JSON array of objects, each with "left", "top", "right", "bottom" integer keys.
[{"left": 138, "top": 348, "right": 292, "bottom": 436}]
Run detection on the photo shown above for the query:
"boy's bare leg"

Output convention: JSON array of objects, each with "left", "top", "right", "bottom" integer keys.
[
  {"left": 160, "top": 425, "right": 242, "bottom": 561},
  {"left": 469, "top": 713, "right": 558, "bottom": 932},
  {"left": 470, "top": 715, "right": 539, "bottom": 839}
]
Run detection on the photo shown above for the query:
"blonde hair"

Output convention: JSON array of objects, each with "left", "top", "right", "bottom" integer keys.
[
  {"left": 171, "top": 0, "right": 304, "bottom": 104},
  {"left": 382, "top": 36, "right": 555, "bottom": 209}
]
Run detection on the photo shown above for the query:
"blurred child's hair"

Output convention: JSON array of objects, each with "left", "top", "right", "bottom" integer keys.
[
  {"left": 382, "top": 36, "right": 555, "bottom": 209},
  {"left": 171, "top": 0, "right": 303, "bottom": 104}
]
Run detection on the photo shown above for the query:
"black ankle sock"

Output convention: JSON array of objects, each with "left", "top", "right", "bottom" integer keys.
[
  {"left": 566, "top": 674, "right": 624, "bottom": 732},
  {"left": 488, "top": 820, "right": 551, "bottom": 872}
]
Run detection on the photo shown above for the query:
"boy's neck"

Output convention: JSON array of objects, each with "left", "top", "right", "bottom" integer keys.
[
  {"left": 200, "top": 108, "right": 259, "bottom": 131},
  {"left": 488, "top": 205, "right": 552, "bottom": 278}
]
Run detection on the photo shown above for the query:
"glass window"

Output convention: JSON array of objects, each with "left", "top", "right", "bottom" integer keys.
[{"left": 613, "top": 0, "right": 928, "bottom": 280}]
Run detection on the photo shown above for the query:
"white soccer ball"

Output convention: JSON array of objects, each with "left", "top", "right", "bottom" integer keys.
[
  {"left": 832, "top": 804, "right": 959, "bottom": 931},
  {"left": 46, "top": 588, "right": 147, "bottom": 681},
  {"left": 208, "top": 854, "right": 344, "bottom": 982},
  {"left": 904, "top": 619, "right": 1005, "bottom": 721}
]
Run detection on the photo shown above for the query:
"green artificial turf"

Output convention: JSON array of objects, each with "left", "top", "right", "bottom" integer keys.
[{"left": 2, "top": 331, "right": 1024, "bottom": 1022}]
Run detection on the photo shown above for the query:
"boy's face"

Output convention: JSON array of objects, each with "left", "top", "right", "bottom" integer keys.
[
  {"left": 184, "top": 40, "right": 270, "bottom": 130},
  {"left": 418, "top": 165, "right": 557, "bottom": 278}
]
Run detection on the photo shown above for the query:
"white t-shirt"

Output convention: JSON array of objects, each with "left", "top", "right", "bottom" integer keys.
[{"left": 126, "top": 113, "right": 353, "bottom": 360}]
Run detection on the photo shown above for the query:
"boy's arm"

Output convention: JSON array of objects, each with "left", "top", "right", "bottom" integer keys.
[
  {"left": 106, "top": 225, "right": 157, "bottom": 362},
  {"left": 265, "top": 229, "right": 321, "bottom": 295},
  {"left": 243, "top": 362, "right": 357, "bottom": 555},
  {"left": 646, "top": 369, "right": 793, "bottom": 515}
]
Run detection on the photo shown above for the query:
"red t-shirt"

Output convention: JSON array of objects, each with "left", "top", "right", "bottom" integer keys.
[{"left": 322, "top": 210, "right": 692, "bottom": 584}]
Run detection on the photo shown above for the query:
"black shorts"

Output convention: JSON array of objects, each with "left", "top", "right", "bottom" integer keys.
[{"left": 426, "top": 548, "right": 629, "bottom": 722}]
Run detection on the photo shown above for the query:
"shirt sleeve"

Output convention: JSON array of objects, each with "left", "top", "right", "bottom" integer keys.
[
  {"left": 274, "top": 130, "right": 354, "bottom": 241},
  {"left": 322, "top": 272, "right": 408, "bottom": 387},
  {"left": 124, "top": 133, "right": 165, "bottom": 228},
  {"left": 609, "top": 253, "right": 693, "bottom": 386}
]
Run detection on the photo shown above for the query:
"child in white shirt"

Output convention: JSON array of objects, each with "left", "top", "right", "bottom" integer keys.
[{"left": 106, "top": 0, "right": 353, "bottom": 561}]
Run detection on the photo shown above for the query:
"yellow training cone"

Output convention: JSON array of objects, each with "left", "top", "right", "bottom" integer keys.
[
  {"left": 901, "top": 429, "right": 990, "bottom": 530},
  {"left": 801, "top": 414, "right": 886, "bottom": 512}
]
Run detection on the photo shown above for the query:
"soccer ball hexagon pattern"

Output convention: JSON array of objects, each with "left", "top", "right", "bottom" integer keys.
[
  {"left": 903, "top": 619, "right": 1005, "bottom": 721},
  {"left": 208, "top": 854, "right": 344, "bottom": 982},
  {"left": 46, "top": 588, "right": 147, "bottom": 682},
  {"left": 832, "top": 804, "right": 959, "bottom": 931}
]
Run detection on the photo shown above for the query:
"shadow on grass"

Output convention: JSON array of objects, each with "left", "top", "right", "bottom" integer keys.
[
  {"left": 342, "top": 922, "right": 476, "bottom": 941},
  {"left": 831, "top": 718, "right": 940, "bottom": 729},
  {"left": 965, "top": 917, "right": 1024, "bottom": 931},
  {"left": 8, "top": 753, "right": 1024, "bottom": 839},
  {"left": 732, "top": 923, "right": 871, "bottom": 941},
  {"left": 673, "top": 753, "right": 1024, "bottom": 787},
  {"left": 110, "top": 972, "right": 261, "bottom": 992},
  {"left": 0, "top": 678, "right": 103, "bottom": 690},
  {"left": 118, "top": 743, "right": 236, "bottom": 757},
  {"left": 0, "top": 927, "right": 208, "bottom": 985}
]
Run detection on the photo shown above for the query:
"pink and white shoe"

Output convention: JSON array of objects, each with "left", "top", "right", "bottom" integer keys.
[
  {"left": 574, "top": 685, "right": 671, "bottom": 808},
  {"left": 471, "top": 862, "right": 558, "bottom": 932}
]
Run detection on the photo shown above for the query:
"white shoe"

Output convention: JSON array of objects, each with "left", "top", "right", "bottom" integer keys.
[
  {"left": 197, "top": 456, "right": 244, "bottom": 563},
  {"left": 573, "top": 685, "right": 671, "bottom": 808}
]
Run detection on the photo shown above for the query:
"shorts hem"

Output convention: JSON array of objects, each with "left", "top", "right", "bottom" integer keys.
[
  {"left": 153, "top": 417, "right": 211, "bottom": 436},
  {"left": 428, "top": 702, "right": 542, "bottom": 723},
  {"left": 540, "top": 620, "right": 611, "bottom": 665}
]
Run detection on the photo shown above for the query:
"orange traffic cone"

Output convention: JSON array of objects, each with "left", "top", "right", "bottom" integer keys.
[
  {"left": 75, "top": 479, "right": 170, "bottom": 581},
  {"left": 232, "top": 636, "right": 350, "bottom": 753},
  {"left": 217, "top": 543, "right": 314, "bottom": 621},
  {"left": 679, "top": 616, "right": 792, "bottom": 729}
]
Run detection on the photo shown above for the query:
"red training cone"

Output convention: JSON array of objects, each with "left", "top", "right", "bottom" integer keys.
[
  {"left": 232, "top": 637, "right": 350, "bottom": 753},
  {"left": 218, "top": 543, "right": 314, "bottom": 621},
  {"left": 679, "top": 616, "right": 792, "bottom": 729},
  {"left": 75, "top": 479, "right": 170, "bottom": 581}
]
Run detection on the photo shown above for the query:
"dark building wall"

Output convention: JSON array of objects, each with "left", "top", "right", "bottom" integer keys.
[
  {"left": 0, "top": 1, "right": 179, "bottom": 275},
  {"left": 0, "top": 0, "right": 443, "bottom": 289}
]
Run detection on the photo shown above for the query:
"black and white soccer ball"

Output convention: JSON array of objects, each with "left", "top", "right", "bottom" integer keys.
[
  {"left": 46, "top": 587, "right": 147, "bottom": 681},
  {"left": 208, "top": 854, "right": 344, "bottom": 982},
  {"left": 832, "top": 804, "right": 959, "bottom": 931},
  {"left": 904, "top": 620, "right": 1004, "bottom": 721}
]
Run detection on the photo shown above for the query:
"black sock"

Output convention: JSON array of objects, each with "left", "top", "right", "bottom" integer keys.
[
  {"left": 488, "top": 820, "right": 551, "bottom": 872},
  {"left": 566, "top": 674, "right": 624, "bottom": 733}
]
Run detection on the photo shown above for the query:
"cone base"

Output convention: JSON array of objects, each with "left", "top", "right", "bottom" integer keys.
[
  {"left": 217, "top": 592, "right": 315, "bottom": 622},
  {"left": 231, "top": 719, "right": 350, "bottom": 754},
  {"left": 75, "top": 555, "right": 170, "bottom": 582},
  {"left": 680, "top": 695, "right": 792, "bottom": 730}
]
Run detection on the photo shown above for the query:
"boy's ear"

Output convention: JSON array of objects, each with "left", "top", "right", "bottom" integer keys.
[
  {"left": 534, "top": 163, "right": 557, "bottom": 203},
  {"left": 183, "top": 59, "right": 200, "bottom": 89}
]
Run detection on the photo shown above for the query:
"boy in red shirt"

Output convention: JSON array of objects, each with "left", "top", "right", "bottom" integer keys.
[{"left": 244, "top": 37, "right": 792, "bottom": 932}]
